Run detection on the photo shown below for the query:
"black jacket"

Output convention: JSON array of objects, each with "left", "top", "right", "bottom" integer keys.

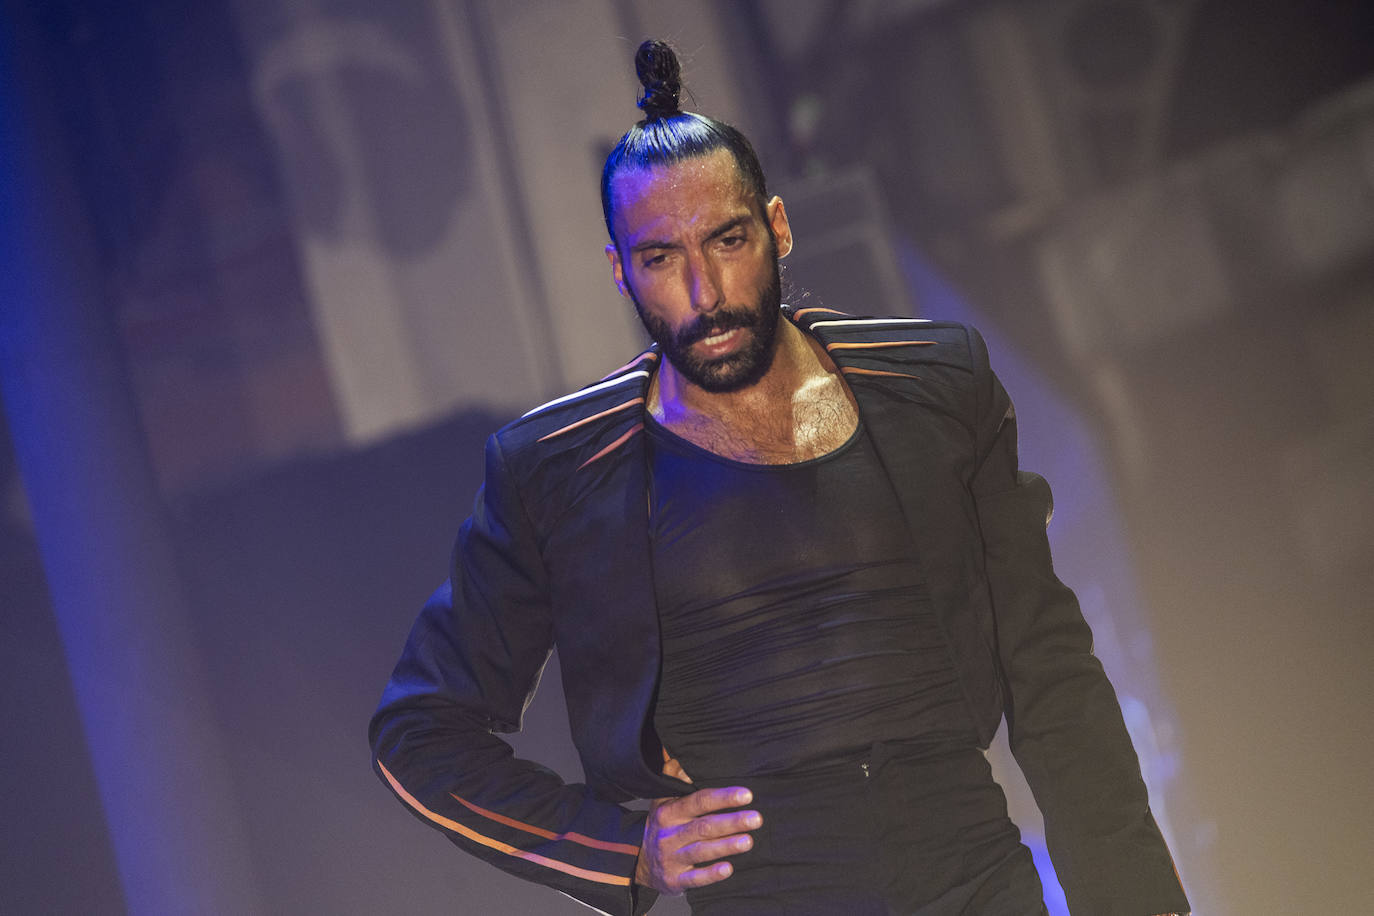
[{"left": 369, "top": 308, "right": 1189, "bottom": 916}]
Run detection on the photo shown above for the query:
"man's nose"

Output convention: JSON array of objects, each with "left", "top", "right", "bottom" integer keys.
[{"left": 687, "top": 257, "right": 723, "bottom": 312}]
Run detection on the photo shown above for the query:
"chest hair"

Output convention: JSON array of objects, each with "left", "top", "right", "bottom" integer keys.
[{"left": 664, "top": 374, "right": 858, "bottom": 464}]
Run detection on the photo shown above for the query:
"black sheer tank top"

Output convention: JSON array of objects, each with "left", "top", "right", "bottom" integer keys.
[{"left": 646, "top": 416, "right": 977, "bottom": 782}]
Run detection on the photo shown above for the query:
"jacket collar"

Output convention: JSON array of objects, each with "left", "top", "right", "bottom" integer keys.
[{"left": 621, "top": 305, "right": 945, "bottom": 488}]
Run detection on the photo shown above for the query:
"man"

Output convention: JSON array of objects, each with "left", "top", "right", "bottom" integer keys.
[{"left": 370, "top": 40, "right": 1189, "bottom": 916}]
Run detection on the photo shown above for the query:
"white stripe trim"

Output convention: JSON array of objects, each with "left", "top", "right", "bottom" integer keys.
[
  {"left": 521, "top": 370, "right": 650, "bottom": 418},
  {"left": 808, "top": 318, "right": 933, "bottom": 328}
]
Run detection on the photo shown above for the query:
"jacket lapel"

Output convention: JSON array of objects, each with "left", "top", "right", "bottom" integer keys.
[
  {"left": 544, "top": 352, "right": 691, "bottom": 799},
  {"left": 802, "top": 313, "right": 1003, "bottom": 740}
]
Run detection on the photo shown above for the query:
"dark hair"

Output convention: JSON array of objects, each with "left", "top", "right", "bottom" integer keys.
[{"left": 600, "top": 40, "right": 769, "bottom": 242}]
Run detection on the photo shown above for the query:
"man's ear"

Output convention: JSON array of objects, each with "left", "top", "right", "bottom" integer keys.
[
  {"left": 766, "top": 196, "right": 793, "bottom": 259},
  {"left": 606, "top": 242, "right": 628, "bottom": 297}
]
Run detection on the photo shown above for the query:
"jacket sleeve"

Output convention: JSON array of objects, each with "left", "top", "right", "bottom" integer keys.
[
  {"left": 966, "top": 329, "right": 1189, "bottom": 916},
  {"left": 369, "top": 433, "right": 654, "bottom": 916}
]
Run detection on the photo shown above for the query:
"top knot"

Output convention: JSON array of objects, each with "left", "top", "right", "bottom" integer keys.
[{"left": 635, "top": 39, "right": 682, "bottom": 121}]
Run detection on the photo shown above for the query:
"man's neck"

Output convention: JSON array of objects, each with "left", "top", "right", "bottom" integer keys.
[{"left": 648, "top": 318, "right": 859, "bottom": 464}]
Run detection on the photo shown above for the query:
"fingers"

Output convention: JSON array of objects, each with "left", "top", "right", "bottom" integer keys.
[
  {"left": 671, "top": 786, "right": 753, "bottom": 820},
  {"left": 679, "top": 829, "right": 755, "bottom": 868},
  {"left": 652, "top": 831, "right": 752, "bottom": 894},
  {"left": 637, "top": 781, "right": 763, "bottom": 895},
  {"left": 653, "top": 788, "right": 760, "bottom": 844},
  {"left": 679, "top": 807, "right": 762, "bottom": 843},
  {"left": 677, "top": 860, "right": 735, "bottom": 890}
]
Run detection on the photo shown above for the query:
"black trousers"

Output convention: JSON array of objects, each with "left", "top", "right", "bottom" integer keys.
[{"left": 683, "top": 742, "right": 1046, "bottom": 916}]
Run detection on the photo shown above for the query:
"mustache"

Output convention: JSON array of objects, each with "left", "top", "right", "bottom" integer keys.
[{"left": 673, "top": 308, "right": 762, "bottom": 348}]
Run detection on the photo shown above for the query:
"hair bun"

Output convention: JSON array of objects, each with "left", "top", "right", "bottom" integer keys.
[{"left": 635, "top": 39, "right": 681, "bottom": 121}]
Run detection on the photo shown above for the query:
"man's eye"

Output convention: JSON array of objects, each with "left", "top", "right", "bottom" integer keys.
[
  {"left": 643, "top": 253, "right": 668, "bottom": 267},
  {"left": 719, "top": 235, "right": 745, "bottom": 248}
]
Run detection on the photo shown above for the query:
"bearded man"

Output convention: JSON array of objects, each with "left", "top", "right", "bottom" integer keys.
[{"left": 369, "top": 40, "right": 1190, "bottom": 916}]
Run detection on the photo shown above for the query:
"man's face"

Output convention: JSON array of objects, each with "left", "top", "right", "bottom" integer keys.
[{"left": 606, "top": 149, "right": 792, "bottom": 393}]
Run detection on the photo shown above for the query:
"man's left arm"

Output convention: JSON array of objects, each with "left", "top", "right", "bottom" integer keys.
[{"left": 966, "top": 327, "right": 1190, "bottom": 916}]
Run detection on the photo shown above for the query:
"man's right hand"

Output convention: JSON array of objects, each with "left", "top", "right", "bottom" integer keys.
[{"left": 634, "top": 757, "right": 762, "bottom": 895}]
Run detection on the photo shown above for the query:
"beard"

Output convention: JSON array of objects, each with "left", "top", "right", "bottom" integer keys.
[{"left": 629, "top": 259, "right": 783, "bottom": 394}]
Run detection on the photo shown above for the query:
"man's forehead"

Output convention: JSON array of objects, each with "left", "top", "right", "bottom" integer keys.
[{"left": 609, "top": 150, "right": 754, "bottom": 232}]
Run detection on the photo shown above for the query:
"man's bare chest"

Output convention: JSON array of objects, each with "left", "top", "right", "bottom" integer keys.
[{"left": 659, "top": 378, "right": 859, "bottom": 464}]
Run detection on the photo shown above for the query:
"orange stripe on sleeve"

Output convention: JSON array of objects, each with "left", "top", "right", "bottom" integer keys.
[
  {"left": 376, "top": 761, "right": 632, "bottom": 887},
  {"left": 450, "top": 794, "right": 640, "bottom": 856},
  {"left": 538, "top": 398, "right": 645, "bottom": 442},
  {"left": 578, "top": 423, "right": 644, "bottom": 470}
]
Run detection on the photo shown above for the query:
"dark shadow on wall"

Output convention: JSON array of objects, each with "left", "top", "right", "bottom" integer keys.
[
  {"left": 164, "top": 407, "right": 624, "bottom": 913},
  {"left": 167, "top": 408, "right": 504, "bottom": 913}
]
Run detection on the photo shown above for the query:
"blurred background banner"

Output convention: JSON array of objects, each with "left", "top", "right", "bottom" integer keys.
[{"left": 2, "top": 1, "right": 1371, "bottom": 913}]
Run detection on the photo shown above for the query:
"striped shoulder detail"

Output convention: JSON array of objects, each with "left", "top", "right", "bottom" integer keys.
[
  {"left": 784, "top": 305, "right": 937, "bottom": 339},
  {"left": 825, "top": 339, "right": 937, "bottom": 352},
  {"left": 784, "top": 306, "right": 965, "bottom": 341},
  {"left": 577, "top": 422, "right": 645, "bottom": 470},
  {"left": 538, "top": 398, "right": 644, "bottom": 443},
  {"left": 786, "top": 308, "right": 976, "bottom": 386},
  {"left": 598, "top": 349, "right": 659, "bottom": 382},
  {"left": 521, "top": 350, "right": 657, "bottom": 421},
  {"left": 500, "top": 348, "right": 655, "bottom": 481},
  {"left": 807, "top": 316, "right": 933, "bottom": 329},
  {"left": 789, "top": 306, "right": 851, "bottom": 320},
  {"left": 378, "top": 761, "right": 635, "bottom": 888},
  {"left": 521, "top": 368, "right": 651, "bottom": 420},
  {"left": 841, "top": 366, "right": 925, "bottom": 381},
  {"left": 788, "top": 308, "right": 943, "bottom": 352}
]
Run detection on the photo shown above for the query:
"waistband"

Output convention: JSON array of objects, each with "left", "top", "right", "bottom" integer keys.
[{"left": 689, "top": 735, "right": 986, "bottom": 788}]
